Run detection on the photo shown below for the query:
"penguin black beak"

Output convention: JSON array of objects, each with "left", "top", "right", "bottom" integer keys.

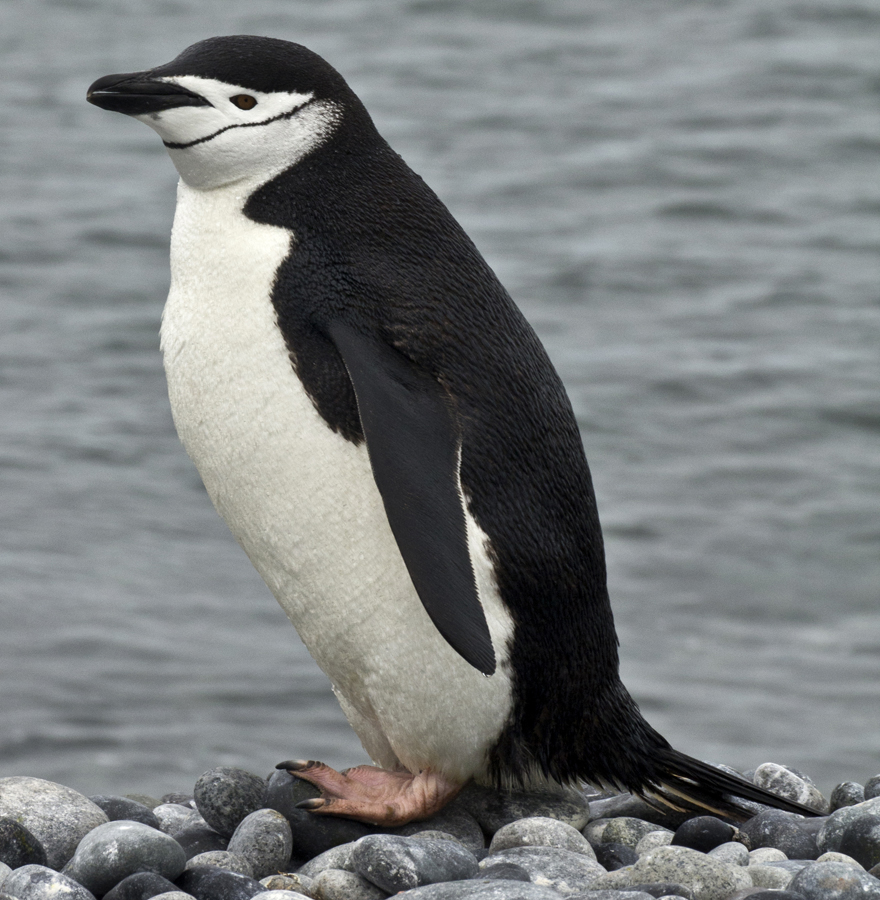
[{"left": 87, "top": 72, "right": 210, "bottom": 115}]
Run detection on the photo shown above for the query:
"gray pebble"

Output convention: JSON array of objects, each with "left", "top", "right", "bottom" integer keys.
[
  {"left": 148, "top": 894, "right": 193, "bottom": 900},
  {"left": 739, "top": 810, "right": 818, "bottom": 859},
  {"left": 125, "top": 796, "right": 163, "bottom": 811},
  {"left": 473, "top": 862, "right": 531, "bottom": 881},
  {"left": 227, "top": 810, "right": 292, "bottom": 880},
  {"left": 351, "top": 835, "right": 477, "bottom": 893},
  {"left": 816, "top": 851, "right": 863, "bottom": 867},
  {"left": 152, "top": 805, "right": 207, "bottom": 837},
  {"left": 1, "top": 860, "right": 12, "bottom": 884},
  {"left": 0, "top": 777, "right": 109, "bottom": 870},
  {"left": 310, "top": 868, "right": 387, "bottom": 900},
  {"left": 635, "top": 832, "right": 674, "bottom": 857},
  {"left": 866, "top": 778, "right": 880, "bottom": 802},
  {"left": 749, "top": 847, "right": 787, "bottom": 864},
  {"left": 2, "top": 865, "right": 97, "bottom": 900},
  {"left": 176, "top": 865, "right": 266, "bottom": 900},
  {"left": 185, "top": 852, "right": 253, "bottom": 878},
  {"left": 408, "top": 830, "right": 466, "bottom": 846},
  {"left": 297, "top": 843, "right": 356, "bottom": 879},
  {"left": 603, "top": 819, "right": 669, "bottom": 851},
  {"left": 194, "top": 769, "right": 267, "bottom": 839},
  {"left": 252, "top": 893, "right": 313, "bottom": 900},
  {"left": 89, "top": 797, "right": 161, "bottom": 829},
  {"left": 396, "top": 805, "right": 485, "bottom": 854},
  {"left": 586, "top": 795, "right": 691, "bottom": 831},
  {"left": 707, "top": 842, "right": 748, "bottom": 867},
  {"left": 592, "top": 842, "right": 638, "bottom": 871},
  {"left": 625, "top": 883, "right": 695, "bottom": 899},
  {"left": 747, "top": 864, "right": 793, "bottom": 890},
  {"left": 0, "top": 819, "right": 47, "bottom": 869},
  {"left": 789, "top": 859, "right": 880, "bottom": 899},
  {"left": 573, "top": 892, "right": 656, "bottom": 900},
  {"left": 838, "top": 812, "right": 880, "bottom": 870},
  {"left": 259, "top": 873, "right": 312, "bottom": 895},
  {"left": 489, "top": 817, "right": 596, "bottom": 858},
  {"left": 456, "top": 782, "right": 589, "bottom": 833},
  {"left": 818, "top": 797, "right": 880, "bottom": 854},
  {"left": 480, "top": 845, "right": 606, "bottom": 894},
  {"left": 62, "top": 820, "right": 186, "bottom": 896},
  {"left": 175, "top": 824, "right": 229, "bottom": 860},
  {"left": 394, "top": 881, "right": 564, "bottom": 899},
  {"left": 102, "top": 871, "right": 181, "bottom": 900},
  {"left": 831, "top": 783, "right": 866, "bottom": 812},
  {"left": 752, "top": 764, "right": 828, "bottom": 814}
]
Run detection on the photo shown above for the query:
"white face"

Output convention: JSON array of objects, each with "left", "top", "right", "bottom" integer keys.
[{"left": 135, "top": 75, "right": 340, "bottom": 190}]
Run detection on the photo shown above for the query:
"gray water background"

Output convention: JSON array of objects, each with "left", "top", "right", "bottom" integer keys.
[{"left": 1, "top": 0, "right": 878, "bottom": 799}]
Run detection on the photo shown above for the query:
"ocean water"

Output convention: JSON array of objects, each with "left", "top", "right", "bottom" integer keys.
[{"left": 1, "top": 0, "right": 878, "bottom": 799}]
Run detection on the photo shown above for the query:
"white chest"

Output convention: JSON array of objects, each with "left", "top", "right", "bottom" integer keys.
[{"left": 159, "top": 180, "right": 514, "bottom": 782}]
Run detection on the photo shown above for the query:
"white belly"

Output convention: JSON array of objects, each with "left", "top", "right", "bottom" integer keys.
[{"left": 160, "top": 180, "right": 514, "bottom": 782}]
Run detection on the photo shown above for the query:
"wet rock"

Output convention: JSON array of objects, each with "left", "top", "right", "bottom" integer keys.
[
  {"left": 472, "top": 862, "right": 531, "bottom": 881},
  {"left": 818, "top": 797, "right": 880, "bottom": 853},
  {"left": 0, "top": 777, "right": 109, "bottom": 870},
  {"left": 838, "top": 812, "right": 880, "bottom": 870},
  {"left": 603, "top": 819, "right": 669, "bottom": 850},
  {"left": 263, "top": 770, "right": 375, "bottom": 863},
  {"left": 185, "top": 852, "right": 253, "bottom": 878},
  {"left": 62, "top": 820, "right": 186, "bottom": 896},
  {"left": 296, "top": 842, "right": 356, "bottom": 879},
  {"left": 226, "top": 810, "right": 292, "bottom": 880},
  {"left": 789, "top": 859, "right": 880, "bottom": 899},
  {"left": 0, "top": 819, "right": 47, "bottom": 869},
  {"left": 866, "top": 778, "right": 880, "bottom": 802},
  {"left": 176, "top": 865, "right": 266, "bottom": 900},
  {"left": 455, "top": 782, "right": 589, "bottom": 833},
  {"left": 102, "top": 872, "right": 181, "bottom": 900},
  {"left": 310, "top": 868, "right": 387, "bottom": 900},
  {"left": 593, "top": 841, "right": 638, "bottom": 870},
  {"left": 489, "top": 817, "right": 595, "bottom": 857},
  {"left": 634, "top": 831, "right": 674, "bottom": 857},
  {"left": 174, "top": 824, "right": 229, "bottom": 860},
  {"left": 152, "top": 805, "right": 206, "bottom": 838},
  {"left": 193, "top": 769, "right": 267, "bottom": 840},
  {"left": 396, "top": 805, "right": 485, "bottom": 854},
  {"left": 707, "top": 841, "right": 748, "bottom": 866},
  {"left": 89, "top": 797, "right": 162, "bottom": 830},
  {"left": 394, "top": 881, "right": 564, "bottom": 899},
  {"left": 831, "top": 783, "right": 866, "bottom": 812},
  {"left": 739, "top": 809, "right": 819, "bottom": 859},
  {"left": 479, "top": 845, "right": 606, "bottom": 894},
  {"left": 752, "top": 764, "right": 828, "bottom": 814},
  {"left": 2, "top": 865, "right": 97, "bottom": 900},
  {"left": 351, "top": 835, "right": 477, "bottom": 893},
  {"left": 671, "top": 817, "right": 736, "bottom": 853}
]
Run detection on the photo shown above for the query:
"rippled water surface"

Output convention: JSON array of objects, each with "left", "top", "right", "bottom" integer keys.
[{"left": 1, "top": 0, "right": 878, "bottom": 797}]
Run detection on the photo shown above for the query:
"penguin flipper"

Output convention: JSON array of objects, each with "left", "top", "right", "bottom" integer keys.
[{"left": 328, "top": 321, "right": 496, "bottom": 676}]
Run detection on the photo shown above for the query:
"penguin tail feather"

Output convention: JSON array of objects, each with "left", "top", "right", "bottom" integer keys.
[{"left": 639, "top": 747, "right": 821, "bottom": 822}]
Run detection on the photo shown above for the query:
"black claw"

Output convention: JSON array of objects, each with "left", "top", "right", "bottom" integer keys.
[
  {"left": 276, "top": 759, "right": 313, "bottom": 771},
  {"left": 295, "top": 798, "right": 325, "bottom": 811}
]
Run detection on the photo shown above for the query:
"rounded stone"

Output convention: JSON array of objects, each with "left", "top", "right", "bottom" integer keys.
[
  {"left": 89, "top": 797, "right": 161, "bottom": 830},
  {"left": 593, "top": 841, "right": 638, "bottom": 870},
  {"left": 789, "top": 859, "right": 880, "bottom": 899},
  {"left": 636, "top": 831, "right": 674, "bottom": 857},
  {"left": 455, "top": 782, "right": 590, "bottom": 833},
  {"left": 227, "top": 810, "right": 292, "bottom": 880},
  {"left": 393, "top": 881, "right": 566, "bottom": 899},
  {"left": 185, "top": 852, "right": 253, "bottom": 878},
  {"left": 2, "top": 865, "right": 97, "bottom": 900},
  {"left": 749, "top": 847, "right": 788, "bottom": 863},
  {"left": 746, "top": 893, "right": 810, "bottom": 900},
  {"left": 174, "top": 824, "right": 229, "bottom": 860},
  {"left": 707, "top": 841, "right": 748, "bottom": 867},
  {"left": 616, "top": 882, "right": 695, "bottom": 898},
  {"left": 866, "top": 778, "right": 880, "bottom": 802},
  {"left": 102, "top": 871, "right": 181, "bottom": 900},
  {"left": 478, "top": 845, "right": 606, "bottom": 893},
  {"left": 0, "top": 777, "right": 109, "bottom": 870},
  {"left": 62, "top": 820, "right": 186, "bottom": 896},
  {"left": 748, "top": 863, "right": 794, "bottom": 890},
  {"left": 603, "top": 818, "right": 669, "bottom": 850},
  {"left": 351, "top": 835, "right": 478, "bottom": 893},
  {"left": 152, "top": 805, "right": 206, "bottom": 838},
  {"left": 838, "top": 813, "right": 880, "bottom": 869},
  {"left": 124, "top": 796, "right": 163, "bottom": 811},
  {"left": 816, "top": 851, "right": 862, "bottom": 866},
  {"left": 296, "top": 842, "right": 356, "bottom": 879},
  {"left": 611, "top": 845, "right": 744, "bottom": 900},
  {"left": 818, "top": 797, "right": 880, "bottom": 853},
  {"left": 175, "top": 865, "right": 266, "bottom": 900},
  {"left": 0, "top": 819, "right": 47, "bottom": 869},
  {"left": 831, "top": 783, "right": 866, "bottom": 812},
  {"left": 489, "top": 817, "right": 595, "bottom": 857},
  {"left": 396, "top": 804, "right": 485, "bottom": 853},
  {"left": 740, "top": 809, "right": 819, "bottom": 859},
  {"left": 193, "top": 769, "right": 266, "bottom": 839},
  {"left": 473, "top": 862, "right": 532, "bottom": 881},
  {"left": 148, "top": 894, "right": 192, "bottom": 900},
  {"left": 310, "top": 868, "right": 386, "bottom": 900},
  {"left": 671, "top": 817, "right": 736, "bottom": 854},
  {"left": 259, "top": 873, "right": 312, "bottom": 895},
  {"left": 1, "top": 860, "right": 12, "bottom": 883},
  {"left": 753, "top": 764, "right": 829, "bottom": 815},
  {"left": 161, "top": 795, "right": 194, "bottom": 808}
]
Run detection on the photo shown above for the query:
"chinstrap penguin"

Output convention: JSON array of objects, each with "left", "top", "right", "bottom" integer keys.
[{"left": 87, "top": 36, "right": 816, "bottom": 825}]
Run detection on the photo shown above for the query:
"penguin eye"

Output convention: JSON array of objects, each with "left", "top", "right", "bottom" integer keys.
[{"left": 230, "top": 94, "right": 257, "bottom": 110}]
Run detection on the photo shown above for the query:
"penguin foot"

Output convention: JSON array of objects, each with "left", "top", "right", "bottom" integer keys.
[{"left": 276, "top": 759, "right": 461, "bottom": 826}]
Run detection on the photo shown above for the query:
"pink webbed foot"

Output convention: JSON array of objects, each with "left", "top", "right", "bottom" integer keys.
[{"left": 275, "top": 759, "right": 462, "bottom": 826}]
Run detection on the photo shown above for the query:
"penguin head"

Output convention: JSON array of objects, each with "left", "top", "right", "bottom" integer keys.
[{"left": 87, "top": 36, "right": 363, "bottom": 190}]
